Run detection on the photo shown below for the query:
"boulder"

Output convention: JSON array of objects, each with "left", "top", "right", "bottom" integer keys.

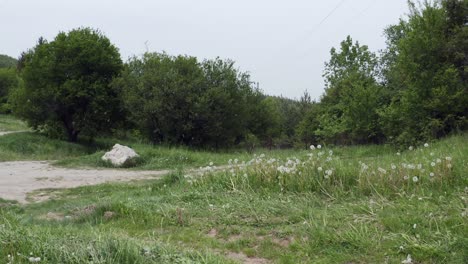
[{"left": 102, "top": 144, "right": 139, "bottom": 167}]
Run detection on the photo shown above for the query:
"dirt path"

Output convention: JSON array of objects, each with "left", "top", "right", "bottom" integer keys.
[
  {"left": 0, "top": 130, "right": 28, "bottom": 136},
  {"left": 0, "top": 161, "right": 169, "bottom": 203}
]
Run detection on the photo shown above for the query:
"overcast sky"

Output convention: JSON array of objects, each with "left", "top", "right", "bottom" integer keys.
[{"left": 1, "top": 0, "right": 409, "bottom": 100}]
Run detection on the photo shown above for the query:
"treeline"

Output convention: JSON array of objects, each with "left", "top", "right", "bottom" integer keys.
[
  {"left": 298, "top": 0, "right": 467, "bottom": 146},
  {"left": 0, "top": 0, "right": 466, "bottom": 148}
]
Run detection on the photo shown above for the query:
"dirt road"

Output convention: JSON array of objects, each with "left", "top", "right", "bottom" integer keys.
[{"left": 0, "top": 161, "right": 168, "bottom": 203}]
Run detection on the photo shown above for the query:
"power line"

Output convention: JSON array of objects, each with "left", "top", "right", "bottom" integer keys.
[{"left": 303, "top": 0, "right": 347, "bottom": 40}]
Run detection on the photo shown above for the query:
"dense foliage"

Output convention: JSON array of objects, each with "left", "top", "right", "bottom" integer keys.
[
  {"left": 299, "top": 0, "right": 467, "bottom": 147},
  {"left": 0, "top": 68, "right": 18, "bottom": 113},
  {"left": 10, "top": 28, "right": 123, "bottom": 142},
  {"left": 0, "top": 54, "right": 16, "bottom": 68},
  {"left": 4, "top": 0, "right": 466, "bottom": 148},
  {"left": 115, "top": 53, "right": 267, "bottom": 148},
  {"left": 0, "top": 54, "right": 18, "bottom": 113}
]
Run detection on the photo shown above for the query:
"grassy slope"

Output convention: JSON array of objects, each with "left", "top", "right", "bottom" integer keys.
[
  {"left": 0, "top": 114, "right": 29, "bottom": 132},
  {"left": 1, "top": 133, "right": 467, "bottom": 263}
]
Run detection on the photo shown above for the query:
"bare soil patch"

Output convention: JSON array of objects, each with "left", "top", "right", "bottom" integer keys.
[{"left": 0, "top": 161, "right": 168, "bottom": 203}]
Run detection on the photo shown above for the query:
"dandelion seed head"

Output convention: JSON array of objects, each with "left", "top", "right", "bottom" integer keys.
[
  {"left": 401, "top": 254, "right": 412, "bottom": 264},
  {"left": 378, "top": 167, "right": 387, "bottom": 174},
  {"left": 317, "top": 145, "right": 322, "bottom": 149},
  {"left": 424, "top": 143, "right": 429, "bottom": 148},
  {"left": 431, "top": 162, "right": 436, "bottom": 167},
  {"left": 412, "top": 176, "right": 419, "bottom": 183}
]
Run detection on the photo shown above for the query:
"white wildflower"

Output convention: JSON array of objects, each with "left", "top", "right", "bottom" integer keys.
[
  {"left": 209, "top": 162, "right": 213, "bottom": 166},
  {"left": 397, "top": 152, "right": 401, "bottom": 156},
  {"left": 317, "top": 145, "right": 322, "bottom": 149},
  {"left": 404, "top": 175, "right": 409, "bottom": 180},
  {"left": 317, "top": 167, "right": 323, "bottom": 171},
  {"left": 436, "top": 158, "right": 442, "bottom": 163},
  {"left": 391, "top": 164, "right": 397, "bottom": 170},
  {"left": 424, "top": 143, "right": 429, "bottom": 147},
  {"left": 447, "top": 164, "right": 452, "bottom": 169},
  {"left": 429, "top": 172, "right": 434, "bottom": 177},
  {"left": 413, "top": 224, "right": 417, "bottom": 229},
  {"left": 431, "top": 162, "right": 436, "bottom": 167},
  {"left": 310, "top": 145, "right": 315, "bottom": 150},
  {"left": 412, "top": 176, "right": 419, "bottom": 183},
  {"left": 28, "top": 257, "right": 41, "bottom": 263},
  {"left": 401, "top": 254, "right": 412, "bottom": 264},
  {"left": 409, "top": 146, "right": 414, "bottom": 151}
]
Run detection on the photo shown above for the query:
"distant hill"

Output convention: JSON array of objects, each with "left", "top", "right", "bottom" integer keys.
[{"left": 0, "top": 54, "right": 17, "bottom": 68}]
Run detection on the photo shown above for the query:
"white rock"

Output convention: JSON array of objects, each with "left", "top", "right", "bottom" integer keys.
[{"left": 102, "top": 144, "right": 139, "bottom": 167}]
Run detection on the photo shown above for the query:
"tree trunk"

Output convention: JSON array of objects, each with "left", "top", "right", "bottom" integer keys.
[
  {"left": 68, "top": 130, "right": 79, "bottom": 143},
  {"left": 61, "top": 115, "right": 79, "bottom": 143}
]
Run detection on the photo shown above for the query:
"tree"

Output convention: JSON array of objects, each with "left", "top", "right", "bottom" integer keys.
[
  {"left": 118, "top": 52, "right": 205, "bottom": 145},
  {"left": 380, "top": 0, "right": 467, "bottom": 145},
  {"left": 0, "top": 54, "right": 17, "bottom": 68},
  {"left": 118, "top": 53, "right": 260, "bottom": 148},
  {"left": 0, "top": 68, "right": 19, "bottom": 113},
  {"left": 11, "top": 28, "right": 123, "bottom": 142},
  {"left": 296, "top": 102, "right": 322, "bottom": 148},
  {"left": 317, "top": 36, "right": 384, "bottom": 144}
]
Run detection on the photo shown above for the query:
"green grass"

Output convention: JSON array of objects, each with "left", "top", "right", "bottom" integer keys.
[
  {"left": 1, "top": 134, "right": 467, "bottom": 263},
  {"left": 0, "top": 132, "right": 96, "bottom": 161},
  {"left": 0, "top": 114, "right": 29, "bottom": 132},
  {"left": 55, "top": 140, "right": 303, "bottom": 170}
]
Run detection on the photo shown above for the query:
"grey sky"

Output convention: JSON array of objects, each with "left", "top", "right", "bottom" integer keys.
[{"left": 1, "top": 0, "right": 408, "bottom": 100}]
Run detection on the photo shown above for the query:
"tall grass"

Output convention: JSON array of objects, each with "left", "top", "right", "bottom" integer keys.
[{"left": 194, "top": 134, "right": 467, "bottom": 196}]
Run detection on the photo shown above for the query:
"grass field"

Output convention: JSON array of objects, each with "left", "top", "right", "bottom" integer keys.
[{"left": 0, "top": 115, "right": 467, "bottom": 263}]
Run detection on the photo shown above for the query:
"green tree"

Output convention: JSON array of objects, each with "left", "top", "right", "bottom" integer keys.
[
  {"left": 318, "top": 36, "right": 384, "bottom": 144},
  {"left": 296, "top": 102, "right": 322, "bottom": 148},
  {"left": 380, "top": 0, "right": 467, "bottom": 145},
  {"left": 254, "top": 97, "right": 282, "bottom": 149},
  {"left": 0, "top": 68, "right": 19, "bottom": 113},
  {"left": 118, "top": 53, "right": 260, "bottom": 148},
  {"left": 0, "top": 54, "right": 17, "bottom": 68},
  {"left": 11, "top": 28, "right": 123, "bottom": 142},
  {"left": 118, "top": 52, "right": 205, "bottom": 145}
]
